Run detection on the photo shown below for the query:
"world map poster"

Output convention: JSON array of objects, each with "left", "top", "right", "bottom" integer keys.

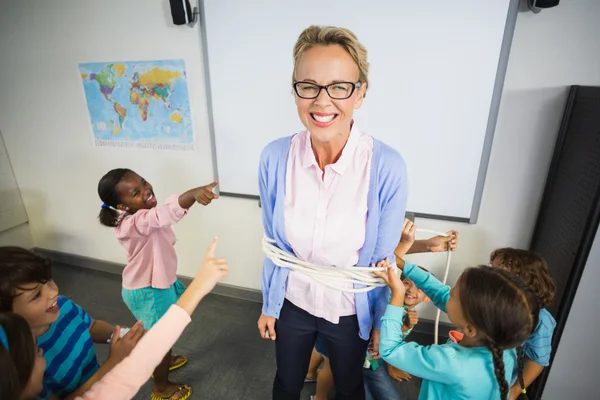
[{"left": 79, "top": 59, "right": 194, "bottom": 151}]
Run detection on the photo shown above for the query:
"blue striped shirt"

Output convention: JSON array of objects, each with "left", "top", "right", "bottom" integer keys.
[
  {"left": 37, "top": 296, "right": 99, "bottom": 399},
  {"left": 523, "top": 308, "right": 556, "bottom": 366}
]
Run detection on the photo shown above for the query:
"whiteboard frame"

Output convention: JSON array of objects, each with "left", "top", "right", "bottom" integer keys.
[{"left": 198, "top": 0, "right": 521, "bottom": 224}]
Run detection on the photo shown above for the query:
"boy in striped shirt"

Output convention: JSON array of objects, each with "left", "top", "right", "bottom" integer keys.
[{"left": 0, "top": 247, "right": 128, "bottom": 399}]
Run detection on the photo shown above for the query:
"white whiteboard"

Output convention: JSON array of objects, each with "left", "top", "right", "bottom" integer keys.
[{"left": 201, "top": 0, "right": 517, "bottom": 222}]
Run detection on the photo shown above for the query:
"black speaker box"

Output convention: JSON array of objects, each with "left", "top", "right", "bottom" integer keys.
[
  {"left": 170, "top": 0, "right": 194, "bottom": 25},
  {"left": 529, "top": 0, "right": 560, "bottom": 10}
]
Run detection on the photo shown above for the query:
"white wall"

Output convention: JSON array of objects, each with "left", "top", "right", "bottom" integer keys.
[
  {"left": 543, "top": 226, "right": 600, "bottom": 399},
  {"left": 0, "top": 132, "right": 29, "bottom": 232},
  {"left": 0, "top": 129, "right": 33, "bottom": 249},
  {"left": 0, "top": 224, "right": 34, "bottom": 249},
  {"left": 0, "top": 0, "right": 599, "bottom": 322}
]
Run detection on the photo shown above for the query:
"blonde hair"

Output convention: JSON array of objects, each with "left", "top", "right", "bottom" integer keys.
[{"left": 292, "top": 26, "right": 369, "bottom": 94}]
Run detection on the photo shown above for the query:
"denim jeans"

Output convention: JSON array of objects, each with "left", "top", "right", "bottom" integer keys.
[{"left": 363, "top": 361, "right": 402, "bottom": 400}]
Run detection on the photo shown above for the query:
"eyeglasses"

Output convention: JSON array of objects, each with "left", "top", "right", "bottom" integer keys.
[{"left": 293, "top": 81, "right": 362, "bottom": 100}]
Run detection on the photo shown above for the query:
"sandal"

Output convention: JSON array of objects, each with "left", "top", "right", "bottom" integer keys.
[
  {"left": 151, "top": 384, "right": 192, "bottom": 400},
  {"left": 152, "top": 355, "right": 188, "bottom": 378},
  {"left": 169, "top": 355, "right": 188, "bottom": 371}
]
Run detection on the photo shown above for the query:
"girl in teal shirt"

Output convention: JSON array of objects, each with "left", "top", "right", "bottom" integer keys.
[{"left": 376, "top": 260, "right": 539, "bottom": 400}]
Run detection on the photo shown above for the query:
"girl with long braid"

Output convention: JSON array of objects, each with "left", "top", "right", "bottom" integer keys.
[{"left": 376, "top": 258, "right": 538, "bottom": 400}]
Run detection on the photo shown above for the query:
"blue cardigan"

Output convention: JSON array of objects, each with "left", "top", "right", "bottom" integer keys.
[{"left": 258, "top": 134, "right": 408, "bottom": 340}]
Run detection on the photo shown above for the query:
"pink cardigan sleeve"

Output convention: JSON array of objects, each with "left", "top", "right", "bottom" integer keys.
[
  {"left": 76, "top": 305, "right": 191, "bottom": 400},
  {"left": 116, "top": 195, "right": 188, "bottom": 238}
]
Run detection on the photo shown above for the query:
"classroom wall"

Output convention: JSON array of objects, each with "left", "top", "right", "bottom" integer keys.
[
  {"left": 543, "top": 225, "right": 600, "bottom": 399},
  {"left": 0, "top": 224, "right": 34, "bottom": 249},
  {"left": 0, "top": 131, "right": 30, "bottom": 242},
  {"left": 0, "top": 0, "right": 599, "bottom": 322}
]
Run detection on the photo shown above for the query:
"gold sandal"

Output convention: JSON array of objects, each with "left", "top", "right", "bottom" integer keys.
[
  {"left": 152, "top": 355, "right": 188, "bottom": 378},
  {"left": 150, "top": 384, "right": 192, "bottom": 400},
  {"left": 169, "top": 355, "right": 188, "bottom": 371}
]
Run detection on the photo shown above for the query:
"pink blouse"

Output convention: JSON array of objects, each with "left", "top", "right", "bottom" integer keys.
[
  {"left": 115, "top": 195, "right": 188, "bottom": 290},
  {"left": 284, "top": 125, "right": 373, "bottom": 323}
]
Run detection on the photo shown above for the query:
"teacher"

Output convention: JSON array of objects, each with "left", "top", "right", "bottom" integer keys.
[{"left": 257, "top": 25, "right": 407, "bottom": 400}]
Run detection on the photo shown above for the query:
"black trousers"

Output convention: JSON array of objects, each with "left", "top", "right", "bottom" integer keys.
[{"left": 273, "top": 300, "right": 369, "bottom": 400}]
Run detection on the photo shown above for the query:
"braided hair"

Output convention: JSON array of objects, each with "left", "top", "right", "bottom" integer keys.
[
  {"left": 458, "top": 266, "right": 540, "bottom": 399},
  {"left": 516, "top": 345, "right": 529, "bottom": 399},
  {"left": 489, "top": 343, "right": 509, "bottom": 399}
]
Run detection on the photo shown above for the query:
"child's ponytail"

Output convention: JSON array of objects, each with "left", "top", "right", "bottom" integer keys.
[
  {"left": 98, "top": 205, "right": 121, "bottom": 228},
  {"left": 97, "top": 168, "right": 131, "bottom": 227},
  {"left": 488, "top": 343, "right": 509, "bottom": 400},
  {"left": 516, "top": 345, "right": 529, "bottom": 400}
]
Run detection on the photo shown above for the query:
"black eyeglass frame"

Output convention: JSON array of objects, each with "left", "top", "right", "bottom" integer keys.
[{"left": 292, "top": 81, "right": 363, "bottom": 100}]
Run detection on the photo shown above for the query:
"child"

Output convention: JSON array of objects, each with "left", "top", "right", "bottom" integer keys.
[
  {"left": 362, "top": 271, "right": 431, "bottom": 400},
  {"left": 490, "top": 248, "right": 557, "bottom": 400},
  {"left": 307, "top": 220, "right": 456, "bottom": 400},
  {"left": 97, "top": 168, "right": 218, "bottom": 400},
  {"left": 0, "top": 247, "right": 125, "bottom": 399},
  {"left": 376, "top": 258, "right": 540, "bottom": 400},
  {"left": 0, "top": 237, "right": 229, "bottom": 400}
]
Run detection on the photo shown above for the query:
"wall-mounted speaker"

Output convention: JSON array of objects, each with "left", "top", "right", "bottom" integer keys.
[
  {"left": 169, "top": 0, "right": 198, "bottom": 26},
  {"left": 528, "top": 0, "right": 560, "bottom": 13}
]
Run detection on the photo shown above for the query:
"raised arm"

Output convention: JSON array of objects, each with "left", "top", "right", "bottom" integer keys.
[
  {"left": 405, "top": 230, "right": 459, "bottom": 254},
  {"left": 400, "top": 260, "right": 451, "bottom": 313},
  {"left": 379, "top": 304, "right": 460, "bottom": 384},
  {"left": 122, "top": 183, "right": 219, "bottom": 237},
  {"left": 76, "top": 238, "right": 228, "bottom": 400},
  {"left": 122, "top": 195, "right": 189, "bottom": 237}
]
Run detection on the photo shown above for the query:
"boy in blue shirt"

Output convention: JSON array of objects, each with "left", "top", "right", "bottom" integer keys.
[
  {"left": 490, "top": 248, "right": 557, "bottom": 400},
  {"left": 362, "top": 272, "right": 431, "bottom": 400},
  {"left": 0, "top": 247, "right": 129, "bottom": 399}
]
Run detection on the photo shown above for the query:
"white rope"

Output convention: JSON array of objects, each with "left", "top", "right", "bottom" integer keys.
[
  {"left": 262, "top": 236, "right": 387, "bottom": 293},
  {"left": 262, "top": 228, "right": 452, "bottom": 344},
  {"left": 262, "top": 229, "right": 451, "bottom": 304}
]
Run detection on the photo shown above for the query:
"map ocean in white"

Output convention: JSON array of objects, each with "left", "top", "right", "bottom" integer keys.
[{"left": 79, "top": 60, "right": 194, "bottom": 150}]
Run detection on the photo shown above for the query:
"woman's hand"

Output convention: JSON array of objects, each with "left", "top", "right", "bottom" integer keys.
[{"left": 258, "top": 313, "right": 277, "bottom": 340}]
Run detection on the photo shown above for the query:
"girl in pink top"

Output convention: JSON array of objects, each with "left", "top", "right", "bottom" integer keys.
[
  {"left": 0, "top": 237, "right": 229, "bottom": 400},
  {"left": 97, "top": 168, "right": 218, "bottom": 400}
]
